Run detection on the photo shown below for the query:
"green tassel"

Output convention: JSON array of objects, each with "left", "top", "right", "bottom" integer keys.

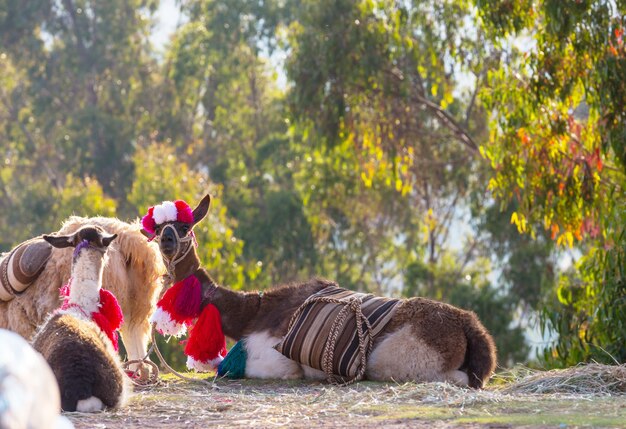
[{"left": 217, "top": 340, "right": 247, "bottom": 379}]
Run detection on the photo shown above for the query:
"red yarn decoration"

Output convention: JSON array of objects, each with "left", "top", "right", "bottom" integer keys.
[
  {"left": 156, "top": 275, "right": 202, "bottom": 325},
  {"left": 58, "top": 284, "right": 124, "bottom": 351},
  {"left": 174, "top": 200, "right": 194, "bottom": 224},
  {"left": 98, "top": 289, "right": 124, "bottom": 331},
  {"left": 184, "top": 303, "right": 227, "bottom": 365},
  {"left": 141, "top": 206, "right": 156, "bottom": 234}
]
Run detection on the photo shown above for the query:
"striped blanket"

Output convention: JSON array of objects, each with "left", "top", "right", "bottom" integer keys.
[{"left": 275, "top": 286, "right": 400, "bottom": 384}]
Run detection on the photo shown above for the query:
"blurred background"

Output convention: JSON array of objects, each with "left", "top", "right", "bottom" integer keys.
[{"left": 1, "top": 0, "right": 624, "bottom": 370}]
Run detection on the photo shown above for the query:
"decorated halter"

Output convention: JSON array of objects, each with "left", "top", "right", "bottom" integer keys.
[
  {"left": 142, "top": 200, "right": 197, "bottom": 280},
  {"left": 143, "top": 199, "right": 227, "bottom": 372}
]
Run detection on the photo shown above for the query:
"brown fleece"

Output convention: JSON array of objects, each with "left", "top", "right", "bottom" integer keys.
[
  {"left": 32, "top": 314, "right": 126, "bottom": 411},
  {"left": 379, "top": 297, "right": 497, "bottom": 388}
]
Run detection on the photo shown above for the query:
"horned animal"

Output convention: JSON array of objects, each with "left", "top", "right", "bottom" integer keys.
[
  {"left": 31, "top": 226, "right": 129, "bottom": 412},
  {"left": 143, "top": 195, "right": 498, "bottom": 388},
  {"left": 0, "top": 216, "right": 164, "bottom": 364}
]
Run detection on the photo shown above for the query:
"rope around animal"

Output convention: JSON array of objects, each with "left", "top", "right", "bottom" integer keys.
[
  {"left": 121, "top": 324, "right": 218, "bottom": 388},
  {"left": 286, "top": 294, "right": 374, "bottom": 386}
]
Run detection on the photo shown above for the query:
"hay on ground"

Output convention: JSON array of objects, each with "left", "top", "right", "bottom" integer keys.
[{"left": 495, "top": 363, "right": 626, "bottom": 395}]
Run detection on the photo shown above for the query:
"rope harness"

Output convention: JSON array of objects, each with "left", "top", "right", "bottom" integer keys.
[
  {"left": 122, "top": 224, "right": 216, "bottom": 388},
  {"left": 157, "top": 224, "right": 196, "bottom": 286},
  {"left": 122, "top": 326, "right": 216, "bottom": 388},
  {"left": 286, "top": 294, "right": 374, "bottom": 386}
]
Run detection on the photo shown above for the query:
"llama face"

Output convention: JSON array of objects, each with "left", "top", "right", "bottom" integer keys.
[
  {"left": 155, "top": 221, "right": 192, "bottom": 258},
  {"left": 143, "top": 194, "right": 212, "bottom": 260}
]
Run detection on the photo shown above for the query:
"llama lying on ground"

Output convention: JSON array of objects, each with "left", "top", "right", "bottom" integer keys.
[
  {"left": 32, "top": 226, "right": 129, "bottom": 412},
  {"left": 143, "top": 195, "right": 497, "bottom": 388},
  {"left": 0, "top": 216, "right": 164, "bottom": 365}
]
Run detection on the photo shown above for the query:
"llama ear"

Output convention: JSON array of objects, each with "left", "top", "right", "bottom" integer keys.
[
  {"left": 101, "top": 233, "right": 117, "bottom": 248},
  {"left": 192, "top": 194, "right": 211, "bottom": 225},
  {"left": 43, "top": 234, "right": 75, "bottom": 249},
  {"left": 140, "top": 228, "right": 155, "bottom": 240}
]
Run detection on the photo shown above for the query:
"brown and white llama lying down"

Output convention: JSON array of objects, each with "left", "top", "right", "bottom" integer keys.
[
  {"left": 32, "top": 226, "right": 129, "bottom": 412},
  {"left": 143, "top": 195, "right": 498, "bottom": 387},
  {"left": 0, "top": 216, "right": 164, "bottom": 366}
]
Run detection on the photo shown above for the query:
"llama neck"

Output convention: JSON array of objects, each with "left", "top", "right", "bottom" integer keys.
[
  {"left": 171, "top": 245, "right": 201, "bottom": 283},
  {"left": 68, "top": 249, "right": 105, "bottom": 315},
  {"left": 193, "top": 268, "right": 261, "bottom": 340}
]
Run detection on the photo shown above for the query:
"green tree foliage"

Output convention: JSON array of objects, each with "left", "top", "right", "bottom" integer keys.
[
  {"left": 475, "top": 0, "right": 626, "bottom": 364},
  {"left": 0, "top": 0, "right": 581, "bottom": 369},
  {"left": 152, "top": 1, "right": 314, "bottom": 286},
  {"left": 0, "top": 0, "right": 159, "bottom": 201},
  {"left": 285, "top": 0, "right": 533, "bottom": 362}
]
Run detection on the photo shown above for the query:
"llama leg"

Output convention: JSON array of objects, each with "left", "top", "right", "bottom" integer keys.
[
  {"left": 244, "top": 331, "right": 303, "bottom": 380},
  {"left": 302, "top": 365, "right": 327, "bottom": 380},
  {"left": 119, "top": 319, "right": 150, "bottom": 363}
]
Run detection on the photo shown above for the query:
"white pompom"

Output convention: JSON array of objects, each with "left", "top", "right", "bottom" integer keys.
[
  {"left": 152, "top": 203, "right": 168, "bottom": 224},
  {"left": 162, "top": 201, "right": 178, "bottom": 223},
  {"left": 186, "top": 355, "right": 224, "bottom": 372},
  {"left": 150, "top": 306, "right": 187, "bottom": 337}
]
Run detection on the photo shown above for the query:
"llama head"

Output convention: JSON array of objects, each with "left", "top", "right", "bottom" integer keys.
[
  {"left": 43, "top": 225, "right": 117, "bottom": 255},
  {"left": 141, "top": 194, "right": 211, "bottom": 260},
  {"left": 44, "top": 226, "right": 118, "bottom": 316}
]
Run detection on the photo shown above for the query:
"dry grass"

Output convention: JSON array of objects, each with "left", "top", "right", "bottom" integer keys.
[
  {"left": 66, "top": 365, "right": 626, "bottom": 429},
  {"left": 495, "top": 364, "right": 626, "bottom": 395}
]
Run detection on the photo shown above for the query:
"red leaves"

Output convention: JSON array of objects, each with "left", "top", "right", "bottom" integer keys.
[{"left": 550, "top": 223, "right": 560, "bottom": 240}]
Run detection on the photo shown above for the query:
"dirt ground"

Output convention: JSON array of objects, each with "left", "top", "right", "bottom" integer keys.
[{"left": 65, "top": 375, "right": 626, "bottom": 429}]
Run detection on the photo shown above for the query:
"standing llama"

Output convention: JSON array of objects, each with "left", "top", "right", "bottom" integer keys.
[
  {"left": 32, "top": 225, "right": 129, "bottom": 412},
  {"left": 0, "top": 216, "right": 165, "bottom": 365},
  {"left": 143, "top": 195, "right": 497, "bottom": 388}
]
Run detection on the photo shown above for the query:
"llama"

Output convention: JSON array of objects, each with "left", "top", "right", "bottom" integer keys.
[
  {"left": 143, "top": 195, "right": 497, "bottom": 388},
  {"left": 31, "top": 226, "right": 129, "bottom": 412},
  {"left": 0, "top": 216, "right": 165, "bottom": 365}
]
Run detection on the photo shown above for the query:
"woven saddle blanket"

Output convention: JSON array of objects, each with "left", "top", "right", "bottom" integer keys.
[
  {"left": 275, "top": 286, "right": 400, "bottom": 384},
  {"left": 0, "top": 237, "right": 52, "bottom": 302}
]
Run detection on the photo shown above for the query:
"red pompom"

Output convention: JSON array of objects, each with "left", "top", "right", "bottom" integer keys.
[
  {"left": 184, "top": 304, "right": 227, "bottom": 365},
  {"left": 142, "top": 206, "right": 157, "bottom": 234},
  {"left": 92, "top": 311, "right": 119, "bottom": 351},
  {"left": 98, "top": 289, "right": 124, "bottom": 331},
  {"left": 156, "top": 275, "right": 202, "bottom": 325},
  {"left": 90, "top": 288, "right": 124, "bottom": 351},
  {"left": 174, "top": 200, "right": 194, "bottom": 224}
]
